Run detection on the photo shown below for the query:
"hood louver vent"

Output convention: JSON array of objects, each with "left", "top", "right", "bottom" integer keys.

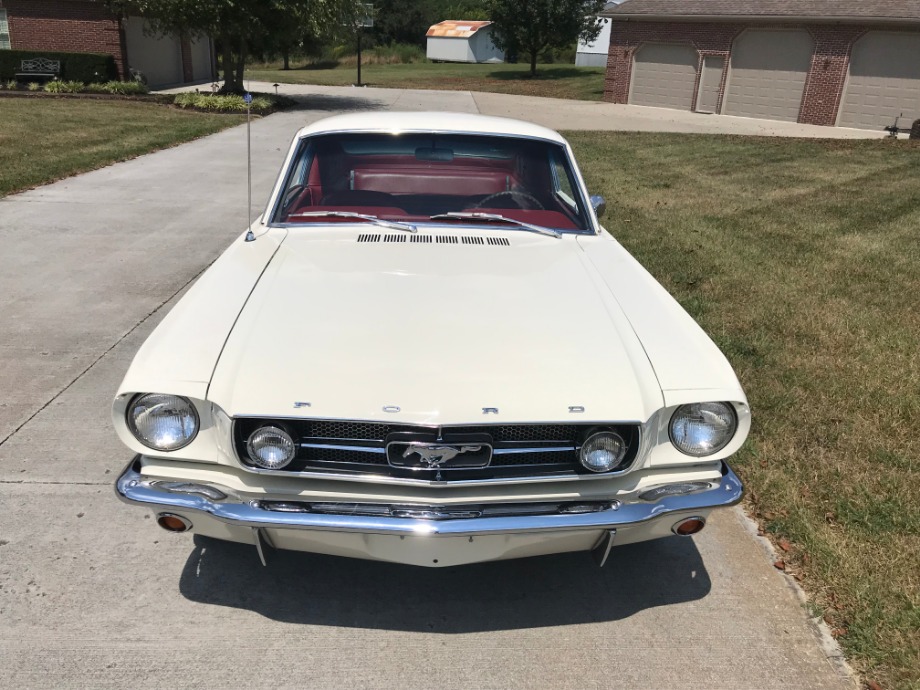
[{"left": 358, "top": 234, "right": 511, "bottom": 246}]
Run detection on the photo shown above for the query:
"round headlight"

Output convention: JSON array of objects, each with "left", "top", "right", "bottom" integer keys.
[
  {"left": 127, "top": 393, "right": 199, "bottom": 451},
  {"left": 579, "top": 431, "right": 627, "bottom": 473},
  {"left": 246, "top": 426, "right": 296, "bottom": 469},
  {"left": 669, "top": 402, "right": 737, "bottom": 457}
]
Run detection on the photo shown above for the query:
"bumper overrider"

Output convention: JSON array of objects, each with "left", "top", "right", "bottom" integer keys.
[{"left": 115, "top": 457, "right": 743, "bottom": 568}]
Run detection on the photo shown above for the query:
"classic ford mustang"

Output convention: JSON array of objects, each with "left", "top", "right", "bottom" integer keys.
[{"left": 114, "top": 112, "right": 748, "bottom": 567}]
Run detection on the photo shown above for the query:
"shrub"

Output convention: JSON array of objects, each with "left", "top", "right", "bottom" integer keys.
[
  {"left": 83, "top": 82, "right": 108, "bottom": 93},
  {"left": 173, "top": 92, "right": 279, "bottom": 113},
  {"left": 44, "top": 80, "right": 84, "bottom": 94},
  {"left": 27, "top": 82, "right": 41, "bottom": 91},
  {"left": 0, "top": 49, "right": 117, "bottom": 82},
  {"left": 102, "top": 80, "right": 149, "bottom": 95},
  {"left": 2, "top": 79, "right": 15, "bottom": 90}
]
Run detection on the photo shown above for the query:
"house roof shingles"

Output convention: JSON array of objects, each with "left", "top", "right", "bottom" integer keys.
[{"left": 603, "top": 0, "right": 920, "bottom": 21}]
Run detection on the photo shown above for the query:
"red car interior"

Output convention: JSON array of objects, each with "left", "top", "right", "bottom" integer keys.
[{"left": 276, "top": 138, "right": 586, "bottom": 232}]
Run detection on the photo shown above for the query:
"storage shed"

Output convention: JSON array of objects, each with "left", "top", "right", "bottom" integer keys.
[
  {"left": 576, "top": 1, "right": 622, "bottom": 66},
  {"left": 426, "top": 21, "right": 504, "bottom": 63},
  {"left": 602, "top": 0, "right": 920, "bottom": 131}
]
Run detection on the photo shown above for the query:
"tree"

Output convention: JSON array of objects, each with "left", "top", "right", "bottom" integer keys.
[
  {"left": 370, "top": 0, "right": 429, "bottom": 46},
  {"left": 106, "top": 0, "right": 358, "bottom": 90},
  {"left": 486, "top": 0, "right": 606, "bottom": 76},
  {"left": 263, "top": 0, "right": 358, "bottom": 70}
]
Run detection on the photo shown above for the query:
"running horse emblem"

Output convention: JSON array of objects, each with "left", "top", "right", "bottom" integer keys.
[{"left": 402, "top": 443, "right": 482, "bottom": 468}]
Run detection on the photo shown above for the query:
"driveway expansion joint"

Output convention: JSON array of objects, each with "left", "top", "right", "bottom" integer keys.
[{"left": 0, "top": 259, "right": 215, "bottom": 449}]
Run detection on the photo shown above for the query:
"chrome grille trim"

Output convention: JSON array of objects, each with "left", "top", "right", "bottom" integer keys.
[
  {"left": 233, "top": 418, "right": 643, "bottom": 484},
  {"left": 299, "top": 442, "right": 386, "bottom": 454},
  {"left": 492, "top": 446, "right": 574, "bottom": 455}
]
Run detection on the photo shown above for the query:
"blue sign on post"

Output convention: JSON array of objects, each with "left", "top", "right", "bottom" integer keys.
[{"left": 244, "top": 92, "right": 253, "bottom": 104}]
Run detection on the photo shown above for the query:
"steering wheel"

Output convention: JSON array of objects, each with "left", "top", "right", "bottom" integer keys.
[
  {"left": 475, "top": 190, "right": 544, "bottom": 210},
  {"left": 280, "top": 184, "right": 306, "bottom": 214}
]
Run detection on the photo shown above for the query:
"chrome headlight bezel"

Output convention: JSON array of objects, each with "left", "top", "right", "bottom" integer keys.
[
  {"left": 126, "top": 393, "right": 200, "bottom": 451},
  {"left": 669, "top": 402, "right": 738, "bottom": 457}
]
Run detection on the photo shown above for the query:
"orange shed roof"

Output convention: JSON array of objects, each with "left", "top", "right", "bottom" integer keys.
[{"left": 426, "top": 20, "right": 493, "bottom": 38}]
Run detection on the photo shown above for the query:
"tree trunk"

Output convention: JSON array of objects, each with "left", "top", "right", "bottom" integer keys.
[
  {"left": 233, "top": 37, "right": 247, "bottom": 94},
  {"left": 529, "top": 50, "right": 538, "bottom": 77},
  {"left": 282, "top": 48, "right": 290, "bottom": 71},
  {"left": 219, "top": 32, "right": 240, "bottom": 93}
]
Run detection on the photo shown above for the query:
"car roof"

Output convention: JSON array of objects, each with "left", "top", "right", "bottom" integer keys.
[{"left": 296, "top": 111, "right": 568, "bottom": 144}]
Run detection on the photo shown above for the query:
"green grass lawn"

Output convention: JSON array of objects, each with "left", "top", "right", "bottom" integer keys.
[
  {"left": 567, "top": 131, "right": 920, "bottom": 689},
  {"left": 247, "top": 62, "right": 606, "bottom": 101},
  {"left": 0, "top": 99, "right": 245, "bottom": 197}
]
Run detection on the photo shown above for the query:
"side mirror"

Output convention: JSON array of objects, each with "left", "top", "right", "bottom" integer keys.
[{"left": 590, "top": 195, "right": 607, "bottom": 218}]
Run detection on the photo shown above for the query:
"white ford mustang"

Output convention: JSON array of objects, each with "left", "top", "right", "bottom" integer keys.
[{"left": 114, "top": 112, "right": 749, "bottom": 568}]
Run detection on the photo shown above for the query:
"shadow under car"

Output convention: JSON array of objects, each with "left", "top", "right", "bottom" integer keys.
[{"left": 178, "top": 534, "right": 711, "bottom": 632}]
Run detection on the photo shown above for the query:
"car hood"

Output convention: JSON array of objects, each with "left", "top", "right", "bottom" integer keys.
[{"left": 207, "top": 228, "right": 664, "bottom": 425}]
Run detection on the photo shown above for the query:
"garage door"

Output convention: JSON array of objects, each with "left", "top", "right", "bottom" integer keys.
[
  {"left": 723, "top": 30, "right": 814, "bottom": 121},
  {"left": 630, "top": 43, "right": 697, "bottom": 110},
  {"left": 124, "top": 17, "right": 183, "bottom": 88},
  {"left": 839, "top": 32, "right": 920, "bottom": 130}
]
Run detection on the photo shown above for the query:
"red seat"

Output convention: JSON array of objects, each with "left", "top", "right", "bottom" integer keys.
[{"left": 353, "top": 167, "right": 511, "bottom": 196}]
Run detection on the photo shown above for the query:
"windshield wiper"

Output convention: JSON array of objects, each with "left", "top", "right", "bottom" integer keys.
[
  {"left": 287, "top": 211, "right": 417, "bottom": 233},
  {"left": 429, "top": 212, "right": 562, "bottom": 239}
]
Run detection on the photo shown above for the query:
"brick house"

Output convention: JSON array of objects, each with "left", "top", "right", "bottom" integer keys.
[
  {"left": 602, "top": 0, "right": 920, "bottom": 130},
  {"left": 0, "top": 0, "right": 214, "bottom": 89}
]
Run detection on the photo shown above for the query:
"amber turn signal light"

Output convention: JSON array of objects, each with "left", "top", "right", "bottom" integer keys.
[
  {"left": 672, "top": 516, "right": 706, "bottom": 536},
  {"left": 156, "top": 513, "right": 191, "bottom": 533}
]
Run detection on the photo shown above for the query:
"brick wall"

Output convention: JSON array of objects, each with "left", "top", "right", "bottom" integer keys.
[
  {"left": 603, "top": 19, "right": 909, "bottom": 127},
  {"left": 0, "top": 0, "right": 126, "bottom": 78},
  {"left": 799, "top": 26, "right": 866, "bottom": 126}
]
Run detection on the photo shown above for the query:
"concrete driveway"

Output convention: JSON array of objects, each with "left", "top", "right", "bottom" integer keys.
[{"left": 0, "top": 93, "right": 857, "bottom": 689}]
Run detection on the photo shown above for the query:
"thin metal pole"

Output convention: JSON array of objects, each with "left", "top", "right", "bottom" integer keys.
[
  {"left": 247, "top": 101, "right": 252, "bottom": 222},
  {"left": 244, "top": 94, "right": 255, "bottom": 241},
  {"left": 357, "top": 28, "right": 362, "bottom": 86}
]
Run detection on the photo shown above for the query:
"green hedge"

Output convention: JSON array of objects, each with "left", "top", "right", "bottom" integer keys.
[{"left": 0, "top": 49, "right": 118, "bottom": 83}]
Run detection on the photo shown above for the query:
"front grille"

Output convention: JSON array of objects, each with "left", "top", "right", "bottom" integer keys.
[{"left": 234, "top": 419, "right": 640, "bottom": 482}]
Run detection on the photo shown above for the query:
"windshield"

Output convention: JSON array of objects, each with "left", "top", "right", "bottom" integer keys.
[{"left": 271, "top": 132, "right": 593, "bottom": 232}]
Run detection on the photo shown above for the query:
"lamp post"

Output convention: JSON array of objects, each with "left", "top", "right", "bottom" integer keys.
[{"left": 354, "top": 3, "right": 373, "bottom": 87}]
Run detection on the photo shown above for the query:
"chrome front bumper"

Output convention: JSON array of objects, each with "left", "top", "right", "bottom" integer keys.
[{"left": 115, "top": 457, "right": 742, "bottom": 546}]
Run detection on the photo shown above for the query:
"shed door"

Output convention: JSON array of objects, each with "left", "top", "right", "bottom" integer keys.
[
  {"left": 723, "top": 29, "right": 813, "bottom": 122},
  {"left": 838, "top": 32, "right": 920, "bottom": 130},
  {"left": 630, "top": 44, "right": 698, "bottom": 110}
]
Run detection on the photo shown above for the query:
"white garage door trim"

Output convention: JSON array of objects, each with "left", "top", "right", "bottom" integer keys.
[
  {"left": 837, "top": 31, "right": 920, "bottom": 131},
  {"left": 629, "top": 42, "right": 699, "bottom": 111},
  {"left": 723, "top": 28, "right": 814, "bottom": 122}
]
